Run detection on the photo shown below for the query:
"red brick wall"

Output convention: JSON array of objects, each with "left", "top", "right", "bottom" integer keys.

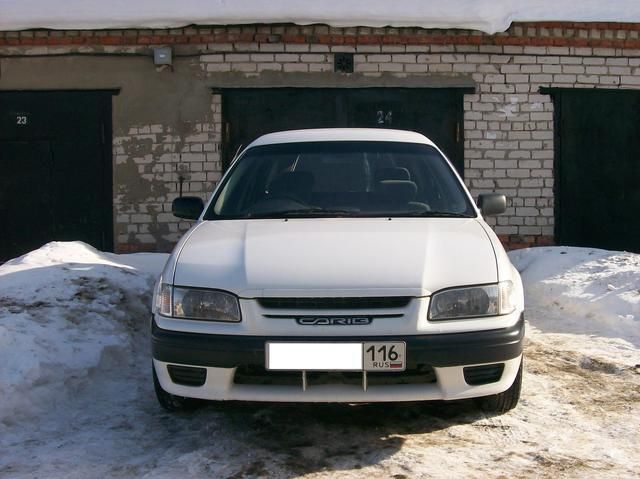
[{"left": 2, "top": 22, "right": 640, "bottom": 49}]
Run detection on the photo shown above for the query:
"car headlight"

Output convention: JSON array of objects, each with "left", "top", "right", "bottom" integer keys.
[
  {"left": 154, "top": 284, "right": 241, "bottom": 322},
  {"left": 428, "top": 281, "right": 516, "bottom": 321}
]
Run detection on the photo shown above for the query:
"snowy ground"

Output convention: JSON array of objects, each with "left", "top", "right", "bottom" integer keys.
[{"left": 0, "top": 242, "right": 638, "bottom": 478}]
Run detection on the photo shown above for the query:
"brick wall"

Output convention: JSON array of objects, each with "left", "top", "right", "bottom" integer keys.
[
  {"left": 112, "top": 98, "right": 223, "bottom": 252},
  {"left": 2, "top": 22, "right": 640, "bottom": 251}
]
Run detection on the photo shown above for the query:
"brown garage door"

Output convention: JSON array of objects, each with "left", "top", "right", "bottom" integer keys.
[
  {"left": 0, "top": 91, "right": 115, "bottom": 261},
  {"left": 220, "top": 88, "right": 469, "bottom": 175},
  {"left": 546, "top": 88, "right": 640, "bottom": 253}
]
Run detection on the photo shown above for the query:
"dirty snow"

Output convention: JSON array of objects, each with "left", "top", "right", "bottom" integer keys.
[
  {"left": 2, "top": 0, "right": 640, "bottom": 34},
  {"left": 1, "top": 242, "right": 639, "bottom": 478}
]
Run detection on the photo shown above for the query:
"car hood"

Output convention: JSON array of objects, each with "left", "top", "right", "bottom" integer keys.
[{"left": 172, "top": 218, "right": 498, "bottom": 297}]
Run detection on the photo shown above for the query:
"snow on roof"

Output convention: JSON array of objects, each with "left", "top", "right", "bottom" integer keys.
[{"left": 2, "top": 0, "right": 640, "bottom": 34}]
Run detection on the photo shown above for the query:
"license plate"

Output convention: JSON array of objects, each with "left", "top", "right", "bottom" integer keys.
[
  {"left": 266, "top": 342, "right": 406, "bottom": 372},
  {"left": 362, "top": 342, "right": 406, "bottom": 371}
]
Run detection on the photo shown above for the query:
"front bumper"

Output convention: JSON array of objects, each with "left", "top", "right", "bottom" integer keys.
[
  {"left": 152, "top": 314, "right": 524, "bottom": 368},
  {"left": 152, "top": 314, "right": 525, "bottom": 402}
]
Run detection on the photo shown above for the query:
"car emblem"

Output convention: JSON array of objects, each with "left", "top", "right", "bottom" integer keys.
[{"left": 295, "top": 317, "right": 373, "bottom": 326}]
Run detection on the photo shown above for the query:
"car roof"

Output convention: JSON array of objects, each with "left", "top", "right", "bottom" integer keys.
[{"left": 247, "top": 128, "right": 436, "bottom": 148}]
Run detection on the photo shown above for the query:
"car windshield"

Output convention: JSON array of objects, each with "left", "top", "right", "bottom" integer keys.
[{"left": 205, "top": 141, "right": 476, "bottom": 219}]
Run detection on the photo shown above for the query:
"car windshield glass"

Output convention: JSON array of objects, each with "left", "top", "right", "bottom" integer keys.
[{"left": 204, "top": 141, "right": 476, "bottom": 219}]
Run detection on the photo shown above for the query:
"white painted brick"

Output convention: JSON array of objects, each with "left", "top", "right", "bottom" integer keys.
[
  {"left": 542, "top": 64, "right": 562, "bottom": 74},
  {"left": 558, "top": 56, "right": 582, "bottom": 64},
  {"left": 495, "top": 226, "right": 518, "bottom": 235},
  {"left": 257, "top": 63, "right": 282, "bottom": 72},
  {"left": 309, "top": 63, "right": 333, "bottom": 72},
  {"left": 505, "top": 74, "right": 528, "bottom": 83},
  {"left": 392, "top": 54, "right": 416, "bottom": 63},
  {"left": 379, "top": 63, "right": 403, "bottom": 72},
  {"left": 453, "top": 63, "right": 477, "bottom": 72},
  {"left": 577, "top": 75, "right": 599, "bottom": 84},
  {"left": 200, "top": 54, "right": 224, "bottom": 62},
  {"left": 497, "top": 179, "right": 518, "bottom": 188},
  {"left": 368, "top": 54, "right": 391, "bottom": 62},
  {"left": 355, "top": 63, "right": 379, "bottom": 72},
  {"left": 285, "top": 44, "right": 310, "bottom": 52},
  {"left": 484, "top": 74, "right": 506, "bottom": 83},
  {"left": 483, "top": 169, "right": 506, "bottom": 177},
  {"left": 356, "top": 45, "right": 381, "bottom": 53},
  {"left": 275, "top": 53, "right": 299, "bottom": 62},
  {"left": 470, "top": 159, "right": 494, "bottom": 169},
  {"left": 501, "top": 64, "right": 521, "bottom": 74},
  {"left": 606, "top": 57, "right": 629, "bottom": 66},
  {"left": 621, "top": 75, "right": 640, "bottom": 85},
  {"left": 259, "top": 43, "right": 285, "bottom": 52},
  {"left": 380, "top": 45, "right": 405, "bottom": 53},
  {"left": 507, "top": 169, "right": 531, "bottom": 178},
  {"left": 562, "top": 65, "right": 585, "bottom": 74},
  {"left": 300, "top": 54, "right": 327, "bottom": 62},
  {"left": 250, "top": 53, "right": 274, "bottom": 62},
  {"left": 416, "top": 54, "right": 441, "bottom": 63},
  {"left": 225, "top": 53, "right": 251, "bottom": 62},
  {"left": 466, "top": 54, "right": 490, "bottom": 63},
  {"left": 537, "top": 56, "right": 560, "bottom": 64},
  {"left": 283, "top": 63, "right": 309, "bottom": 72},
  {"left": 428, "top": 64, "right": 453, "bottom": 72},
  {"left": 309, "top": 44, "right": 330, "bottom": 52},
  {"left": 488, "top": 55, "right": 509, "bottom": 64},
  {"left": 600, "top": 76, "right": 621, "bottom": 85},
  {"left": 491, "top": 84, "right": 516, "bottom": 93},
  {"left": 508, "top": 150, "right": 531, "bottom": 159},
  {"left": 521, "top": 65, "right": 542, "bottom": 74},
  {"left": 206, "top": 63, "right": 231, "bottom": 72}
]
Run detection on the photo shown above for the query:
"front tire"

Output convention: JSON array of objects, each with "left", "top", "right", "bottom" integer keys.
[
  {"left": 477, "top": 357, "right": 523, "bottom": 414},
  {"left": 153, "top": 365, "right": 193, "bottom": 412}
]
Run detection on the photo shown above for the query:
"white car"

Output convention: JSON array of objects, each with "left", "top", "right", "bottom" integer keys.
[{"left": 152, "top": 128, "right": 525, "bottom": 413}]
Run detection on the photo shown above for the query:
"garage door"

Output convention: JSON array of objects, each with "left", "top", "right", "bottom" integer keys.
[
  {"left": 549, "top": 89, "right": 640, "bottom": 253},
  {"left": 0, "top": 91, "right": 115, "bottom": 261},
  {"left": 221, "top": 88, "right": 468, "bottom": 174}
]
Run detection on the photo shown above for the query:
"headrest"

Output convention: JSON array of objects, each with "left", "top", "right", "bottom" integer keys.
[
  {"left": 268, "top": 171, "right": 315, "bottom": 196},
  {"left": 378, "top": 180, "right": 418, "bottom": 203},
  {"left": 375, "top": 167, "right": 411, "bottom": 182}
]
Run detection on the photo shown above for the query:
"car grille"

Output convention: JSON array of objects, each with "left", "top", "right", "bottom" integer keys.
[
  {"left": 257, "top": 296, "right": 411, "bottom": 310},
  {"left": 233, "top": 364, "right": 436, "bottom": 387}
]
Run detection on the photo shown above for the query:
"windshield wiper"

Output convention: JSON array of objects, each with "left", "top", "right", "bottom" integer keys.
[
  {"left": 246, "top": 208, "right": 359, "bottom": 218},
  {"left": 399, "top": 211, "right": 475, "bottom": 218}
]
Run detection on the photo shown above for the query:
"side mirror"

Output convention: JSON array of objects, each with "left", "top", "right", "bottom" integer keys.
[
  {"left": 477, "top": 193, "right": 507, "bottom": 216},
  {"left": 172, "top": 196, "right": 204, "bottom": 220}
]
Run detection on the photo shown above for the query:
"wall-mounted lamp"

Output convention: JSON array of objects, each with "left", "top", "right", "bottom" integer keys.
[{"left": 153, "top": 46, "right": 173, "bottom": 66}]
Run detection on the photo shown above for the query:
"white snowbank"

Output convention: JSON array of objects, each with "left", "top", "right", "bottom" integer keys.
[
  {"left": 0, "top": 241, "right": 167, "bottom": 423},
  {"left": 2, "top": 0, "right": 640, "bottom": 34},
  {"left": 509, "top": 246, "right": 640, "bottom": 347},
  {"left": 0, "top": 242, "right": 638, "bottom": 477}
]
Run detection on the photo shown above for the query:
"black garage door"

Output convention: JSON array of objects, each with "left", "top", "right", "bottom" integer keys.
[
  {"left": 221, "top": 88, "right": 469, "bottom": 174},
  {"left": 0, "top": 91, "right": 115, "bottom": 261},
  {"left": 549, "top": 89, "right": 640, "bottom": 253}
]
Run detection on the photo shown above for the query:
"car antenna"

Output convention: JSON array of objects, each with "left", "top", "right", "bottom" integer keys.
[{"left": 230, "top": 144, "right": 243, "bottom": 166}]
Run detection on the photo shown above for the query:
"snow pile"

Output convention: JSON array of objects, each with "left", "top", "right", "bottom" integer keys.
[
  {"left": 0, "top": 243, "right": 638, "bottom": 477},
  {"left": 2, "top": 0, "right": 640, "bottom": 34},
  {"left": 0, "top": 241, "right": 167, "bottom": 424},
  {"left": 509, "top": 246, "right": 640, "bottom": 347}
]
